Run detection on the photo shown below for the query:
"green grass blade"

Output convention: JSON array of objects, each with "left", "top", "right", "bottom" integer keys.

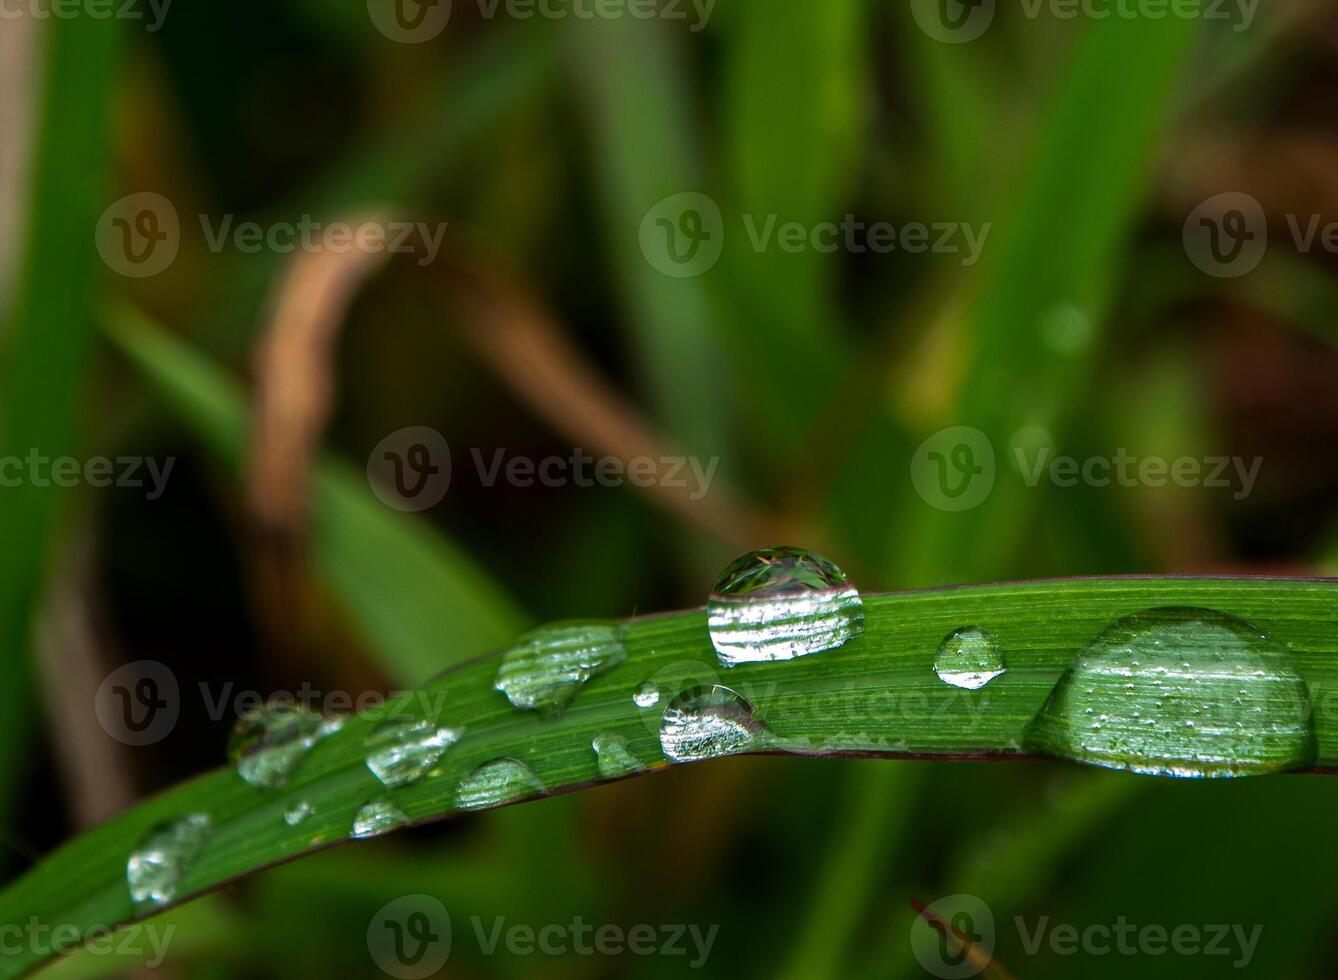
[
  {"left": 567, "top": 18, "right": 731, "bottom": 464},
  {"left": 0, "top": 18, "right": 121, "bottom": 844},
  {"left": 1, "top": 576, "right": 1334, "bottom": 976},
  {"left": 101, "top": 304, "right": 525, "bottom": 682}
]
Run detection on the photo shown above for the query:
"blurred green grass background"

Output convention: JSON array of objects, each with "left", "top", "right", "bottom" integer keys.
[{"left": 2, "top": 0, "right": 1338, "bottom": 976}]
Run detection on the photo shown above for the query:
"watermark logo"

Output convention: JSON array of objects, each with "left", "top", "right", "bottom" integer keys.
[
  {"left": 913, "top": 0, "right": 1257, "bottom": 42},
  {"left": 96, "top": 193, "right": 180, "bottom": 279},
  {"left": 910, "top": 894, "right": 996, "bottom": 979},
  {"left": 95, "top": 660, "right": 180, "bottom": 746},
  {"left": 911, "top": 427, "right": 996, "bottom": 512},
  {"left": 366, "top": 427, "right": 721, "bottom": 509},
  {"left": 911, "top": 0, "right": 996, "bottom": 43},
  {"left": 368, "top": 895, "right": 452, "bottom": 978},
  {"left": 0, "top": 0, "right": 173, "bottom": 30},
  {"left": 639, "top": 192, "right": 724, "bottom": 278},
  {"left": 0, "top": 451, "right": 174, "bottom": 497},
  {"left": 640, "top": 194, "right": 990, "bottom": 277},
  {"left": 1183, "top": 191, "right": 1267, "bottom": 278},
  {"left": 914, "top": 426, "right": 1264, "bottom": 511},
  {"left": 367, "top": 427, "right": 453, "bottom": 513},
  {"left": 0, "top": 920, "right": 175, "bottom": 967},
  {"left": 366, "top": 0, "right": 452, "bottom": 43},
  {"left": 96, "top": 198, "right": 449, "bottom": 278}
]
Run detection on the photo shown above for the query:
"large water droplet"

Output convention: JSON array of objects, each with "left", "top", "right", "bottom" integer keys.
[
  {"left": 707, "top": 546, "right": 863, "bottom": 666},
  {"left": 227, "top": 700, "right": 342, "bottom": 789},
  {"left": 351, "top": 799, "right": 409, "bottom": 839},
  {"left": 495, "top": 621, "right": 627, "bottom": 714},
  {"left": 934, "top": 627, "right": 1006, "bottom": 690},
  {"left": 633, "top": 681, "right": 660, "bottom": 708},
  {"left": 593, "top": 734, "right": 644, "bottom": 778},
  {"left": 127, "top": 813, "right": 212, "bottom": 910},
  {"left": 659, "top": 685, "right": 771, "bottom": 762},
  {"left": 456, "top": 758, "right": 546, "bottom": 811},
  {"left": 1026, "top": 608, "right": 1316, "bottom": 778},
  {"left": 365, "top": 719, "right": 462, "bottom": 788}
]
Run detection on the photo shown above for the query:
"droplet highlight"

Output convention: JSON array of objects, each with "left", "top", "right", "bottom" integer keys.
[
  {"left": 127, "top": 813, "right": 212, "bottom": 910},
  {"left": 707, "top": 546, "right": 864, "bottom": 666},
  {"left": 659, "top": 685, "right": 771, "bottom": 762},
  {"left": 456, "top": 758, "right": 546, "bottom": 811},
  {"left": 934, "top": 627, "right": 1006, "bottom": 690},
  {"left": 495, "top": 621, "right": 627, "bottom": 714},
  {"left": 227, "top": 700, "right": 342, "bottom": 789},
  {"left": 352, "top": 799, "right": 408, "bottom": 839},
  {"left": 365, "top": 718, "right": 462, "bottom": 788},
  {"left": 1026, "top": 608, "right": 1316, "bottom": 778},
  {"left": 593, "top": 734, "right": 645, "bottom": 778},
  {"left": 633, "top": 682, "right": 660, "bottom": 708},
  {"left": 284, "top": 801, "right": 314, "bottom": 826}
]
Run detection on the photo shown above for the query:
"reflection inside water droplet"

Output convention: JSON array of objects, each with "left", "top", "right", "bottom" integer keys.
[
  {"left": 593, "top": 734, "right": 644, "bottom": 778},
  {"left": 934, "top": 627, "right": 1006, "bottom": 690},
  {"left": 495, "top": 621, "right": 627, "bottom": 714},
  {"left": 127, "top": 813, "right": 212, "bottom": 911},
  {"left": 227, "top": 700, "right": 341, "bottom": 790},
  {"left": 456, "top": 758, "right": 546, "bottom": 811},
  {"left": 351, "top": 799, "right": 408, "bottom": 839},
  {"left": 707, "top": 546, "right": 863, "bottom": 666},
  {"left": 659, "top": 685, "right": 771, "bottom": 762},
  {"left": 364, "top": 718, "right": 462, "bottom": 788},
  {"left": 1026, "top": 607, "right": 1316, "bottom": 778}
]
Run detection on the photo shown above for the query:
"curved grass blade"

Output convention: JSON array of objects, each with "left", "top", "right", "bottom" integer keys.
[
  {"left": 0, "top": 17, "right": 122, "bottom": 851},
  {"left": 1, "top": 576, "right": 1335, "bottom": 976}
]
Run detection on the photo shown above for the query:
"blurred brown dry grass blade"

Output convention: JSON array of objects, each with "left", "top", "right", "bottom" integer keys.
[{"left": 246, "top": 215, "right": 764, "bottom": 589}]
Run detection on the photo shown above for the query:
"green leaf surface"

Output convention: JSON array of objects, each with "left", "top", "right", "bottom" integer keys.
[{"left": 2, "top": 575, "right": 1334, "bottom": 977}]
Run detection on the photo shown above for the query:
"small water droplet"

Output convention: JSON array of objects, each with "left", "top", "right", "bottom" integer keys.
[
  {"left": 456, "top": 758, "right": 546, "bottom": 811},
  {"left": 495, "top": 621, "right": 627, "bottom": 714},
  {"left": 227, "top": 700, "right": 340, "bottom": 789},
  {"left": 707, "top": 546, "right": 863, "bottom": 666},
  {"left": 127, "top": 813, "right": 212, "bottom": 910},
  {"left": 934, "top": 627, "right": 1006, "bottom": 690},
  {"left": 633, "top": 681, "right": 660, "bottom": 708},
  {"left": 352, "top": 799, "right": 408, "bottom": 839},
  {"left": 284, "top": 801, "right": 314, "bottom": 826},
  {"left": 364, "top": 719, "right": 462, "bottom": 788},
  {"left": 659, "top": 685, "right": 771, "bottom": 762},
  {"left": 593, "top": 734, "right": 644, "bottom": 778},
  {"left": 1026, "top": 608, "right": 1316, "bottom": 778}
]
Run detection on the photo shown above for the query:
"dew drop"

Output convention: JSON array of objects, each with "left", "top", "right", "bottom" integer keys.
[
  {"left": 633, "top": 682, "right": 660, "bottom": 708},
  {"left": 934, "top": 627, "right": 1006, "bottom": 690},
  {"left": 593, "top": 734, "right": 645, "bottom": 778},
  {"left": 495, "top": 621, "right": 627, "bottom": 714},
  {"left": 351, "top": 799, "right": 408, "bottom": 839},
  {"left": 707, "top": 546, "right": 863, "bottom": 666},
  {"left": 365, "top": 719, "right": 462, "bottom": 788},
  {"left": 659, "top": 685, "right": 771, "bottom": 762},
  {"left": 227, "top": 699, "right": 341, "bottom": 790},
  {"left": 127, "top": 813, "right": 212, "bottom": 911},
  {"left": 456, "top": 758, "right": 546, "bottom": 811},
  {"left": 284, "top": 801, "right": 314, "bottom": 826},
  {"left": 1026, "top": 608, "right": 1316, "bottom": 778}
]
